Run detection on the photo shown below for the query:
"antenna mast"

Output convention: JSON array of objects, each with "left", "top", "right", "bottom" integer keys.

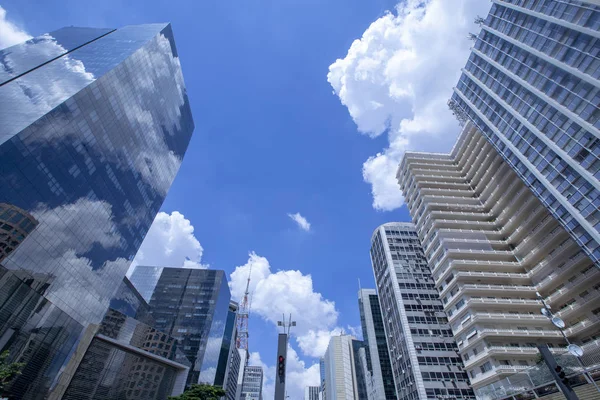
[{"left": 236, "top": 264, "right": 252, "bottom": 364}]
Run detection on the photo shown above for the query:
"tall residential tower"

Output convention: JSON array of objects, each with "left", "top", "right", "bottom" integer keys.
[{"left": 398, "top": 123, "right": 599, "bottom": 390}]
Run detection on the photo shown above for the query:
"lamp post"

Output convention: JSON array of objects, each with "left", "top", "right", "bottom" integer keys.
[{"left": 537, "top": 292, "right": 600, "bottom": 395}]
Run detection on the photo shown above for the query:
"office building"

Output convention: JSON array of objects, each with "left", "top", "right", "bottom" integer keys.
[
  {"left": 449, "top": 0, "right": 600, "bottom": 265},
  {"left": 358, "top": 289, "right": 396, "bottom": 399},
  {"left": 370, "top": 222, "right": 475, "bottom": 400},
  {"left": 240, "top": 365, "right": 263, "bottom": 400},
  {"left": 0, "top": 23, "right": 193, "bottom": 399},
  {"left": 351, "top": 339, "right": 370, "bottom": 399},
  {"left": 323, "top": 334, "right": 360, "bottom": 400},
  {"left": 397, "top": 123, "right": 599, "bottom": 390},
  {"left": 128, "top": 265, "right": 165, "bottom": 302},
  {"left": 144, "top": 268, "right": 231, "bottom": 387},
  {"left": 305, "top": 386, "right": 321, "bottom": 400},
  {"left": 223, "top": 301, "right": 242, "bottom": 400},
  {"left": 61, "top": 278, "right": 191, "bottom": 400}
]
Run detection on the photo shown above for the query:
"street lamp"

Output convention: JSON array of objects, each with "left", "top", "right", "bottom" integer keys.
[{"left": 537, "top": 292, "right": 600, "bottom": 394}]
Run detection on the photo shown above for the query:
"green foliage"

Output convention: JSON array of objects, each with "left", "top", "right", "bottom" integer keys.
[
  {"left": 0, "top": 351, "right": 25, "bottom": 393},
  {"left": 168, "top": 384, "right": 226, "bottom": 400}
]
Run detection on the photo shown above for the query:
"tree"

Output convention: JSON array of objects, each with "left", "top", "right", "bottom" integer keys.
[
  {"left": 0, "top": 351, "right": 24, "bottom": 394},
  {"left": 168, "top": 384, "right": 226, "bottom": 400}
]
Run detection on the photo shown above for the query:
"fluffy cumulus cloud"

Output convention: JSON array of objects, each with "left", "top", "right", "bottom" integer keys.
[
  {"left": 230, "top": 253, "right": 357, "bottom": 359},
  {"left": 130, "top": 211, "right": 206, "bottom": 271},
  {"left": 250, "top": 346, "right": 320, "bottom": 400},
  {"left": 0, "top": 6, "right": 30, "bottom": 50},
  {"left": 287, "top": 212, "right": 311, "bottom": 232},
  {"left": 328, "top": 0, "right": 490, "bottom": 210}
]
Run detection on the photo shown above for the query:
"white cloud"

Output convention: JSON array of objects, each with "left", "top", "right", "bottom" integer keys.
[
  {"left": 130, "top": 211, "right": 206, "bottom": 272},
  {"left": 0, "top": 6, "right": 30, "bottom": 50},
  {"left": 287, "top": 212, "right": 311, "bottom": 232},
  {"left": 230, "top": 253, "right": 343, "bottom": 358},
  {"left": 328, "top": 0, "right": 490, "bottom": 210},
  {"left": 249, "top": 346, "right": 320, "bottom": 400}
]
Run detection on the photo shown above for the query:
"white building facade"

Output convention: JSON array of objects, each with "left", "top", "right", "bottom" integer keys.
[
  {"left": 398, "top": 123, "right": 600, "bottom": 390},
  {"left": 324, "top": 335, "right": 359, "bottom": 400}
]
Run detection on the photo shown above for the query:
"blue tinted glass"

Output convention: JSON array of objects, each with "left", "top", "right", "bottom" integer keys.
[
  {"left": 0, "top": 23, "right": 194, "bottom": 399},
  {"left": 0, "top": 27, "right": 113, "bottom": 85}
]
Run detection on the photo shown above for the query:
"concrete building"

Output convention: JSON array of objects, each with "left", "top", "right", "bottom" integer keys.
[
  {"left": 320, "top": 356, "right": 327, "bottom": 400},
  {"left": 370, "top": 223, "right": 475, "bottom": 400},
  {"left": 398, "top": 123, "right": 600, "bottom": 390},
  {"left": 305, "top": 386, "right": 321, "bottom": 400},
  {"left": 240, "top": 365, "right": 263, "bottom": 400},
  {"left": 449, "top": 0, "right": 600, "bottom": 265},
  {"left": 358, "top": 289, "right": 396, "bottom": 399},
  {"left": 323, "top": 334, "right": 359, "bottom": 400}
]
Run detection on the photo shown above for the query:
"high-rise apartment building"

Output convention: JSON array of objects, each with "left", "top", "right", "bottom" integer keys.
[
  {"left": 240, "top": 365, "right": 264, "bottom": 400},
  {"left": 398, "top": 123, "right": 599, "bottom": 390},
  {"left": 323, "top": 334, "right": 360, "bottom": 400},
  {"left": 145, "top": 268, "right": 232, "bottom": 387},
  {"left": 449, "top": 0, "right": 600, "bottom": 265},
  {"left": 0, "top": 23, "right": 193, "bottom": 399},
  {"left": 305, "top": 386, "right": 321, "bottom": 400},
  {"left": 370, "top": 223, "right": 475, "bottom": 400},
  {"left": 358, "top": 289, "right": 396, "bottom": 399}
]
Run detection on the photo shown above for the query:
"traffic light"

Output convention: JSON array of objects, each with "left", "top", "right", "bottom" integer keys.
[
  {"left": 278, "top": 355, "right": 285, "bottom": 377},
  {"left": 555, "top": 365, "right": 569, "bottom": 386}
]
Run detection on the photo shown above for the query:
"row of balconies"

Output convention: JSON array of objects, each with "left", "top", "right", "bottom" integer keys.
[
  {"left": 545, "top": 265, "right": 600, "bottom": 305},
  {"left": 462, "top": 346, "right": 542, "bottom": 369},
  {"left": 452, "top": 313, "right": 550, "bottom": 337}
]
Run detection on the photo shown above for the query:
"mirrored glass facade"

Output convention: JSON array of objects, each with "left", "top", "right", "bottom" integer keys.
[
  {"left": 128, "top": 266, "right": 165, "bottom": 303},
  {"left": 146, "top": 268, "right": 231, "bottom": 387},
  {"left": 358, "top": 289, "right": 396, "bottom": 399},
  {"left": 450, "top": 0, "right": 600, "bottom": 264},
  {"left": 0, "top": 23, "right": 194, "bottom": 399}
]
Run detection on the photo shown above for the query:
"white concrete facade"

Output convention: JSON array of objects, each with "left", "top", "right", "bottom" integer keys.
[{"left": 397, "top": 123, "right": 600, "bottom": 390}]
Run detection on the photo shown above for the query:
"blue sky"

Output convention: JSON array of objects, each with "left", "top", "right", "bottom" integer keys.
[{"left": 0, "top": 0, "right": 490, "bottom": 397}]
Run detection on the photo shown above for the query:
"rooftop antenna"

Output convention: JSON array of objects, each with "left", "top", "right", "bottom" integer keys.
[{"left": 236, "top": 264, "right": 252, "bottom": 365}]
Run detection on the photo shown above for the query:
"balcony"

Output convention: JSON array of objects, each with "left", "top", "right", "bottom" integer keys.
[
  {"left": 463, "top": 346, "right": 540, "bottom": 369},
  {"left": 546, "top": 266, "right": 600, "bottom": 305},
  {"left": 557, "top": 290, "right": 600, "bottom": 320},
  {"left": 468, "top": 297, "right": 542, "bottom": 308},
  {"left": 535, "top": 251, "right": 588, "bottom": 290},
  {"left": 452, "top": 313, "right": 549, "bottom": 336},
  {"left": 443, "top": 270, "right": 530, "bottom": 286},
  {"left": 565, "top": 314, "right": 600, "bottom": 338},
  {"left": 470, "top": 365, "right": 533, "bottom": 388}
]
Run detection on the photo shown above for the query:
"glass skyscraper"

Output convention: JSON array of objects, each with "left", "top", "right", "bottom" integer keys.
[
  {"left": 358, "top": 289, "right": 396, "bottom": 400},
  {"left": 0, "top": 23, "right": 194, "bottom": 399},
  {"left": 128, "top": 265, "right": 165, "bottom": 302},
  {"left": 450, "top": 0, "right": 600, "bottom": 264},
  {"left": 142, "top": 268, "right": 232, "bottom": 387},
  {"left": 370, "top": 223, "right": 474, "bottom": 400}
]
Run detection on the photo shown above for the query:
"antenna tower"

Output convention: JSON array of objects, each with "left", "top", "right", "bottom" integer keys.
[{"left": 236, "top": 264, "right": 251, "bottom": 362}]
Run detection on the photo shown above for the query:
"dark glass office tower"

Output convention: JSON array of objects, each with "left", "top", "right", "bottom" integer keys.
[
  {"left": 0, "top": 23, "right": 194, "bottom": 399},
  {"left": 148, "top": 268, "right": 231, "bottom": 387},
  {"left": 129, "top": 265, "right": 165, "bottom": 302},
  {"left": 370, "top": 223, "right": 474, "bottom": 400},
  {"left": 450, "top": 0, "right": 600, "bottom": 264},
  {"left": 358, "top": 289, "right": 396, "bottom": 399}
]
